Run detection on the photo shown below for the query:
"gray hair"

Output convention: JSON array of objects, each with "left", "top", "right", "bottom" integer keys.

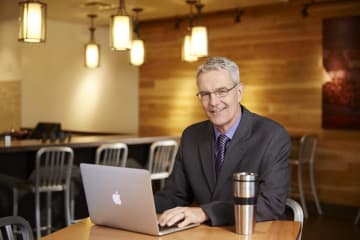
[{"left": 196, "top": 57, "right": 240, "bottom": 84}]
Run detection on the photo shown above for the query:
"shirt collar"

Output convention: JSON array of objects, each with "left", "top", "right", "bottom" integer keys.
[{"left": 214, "top": 113, "right": 242, "bottom": 141}]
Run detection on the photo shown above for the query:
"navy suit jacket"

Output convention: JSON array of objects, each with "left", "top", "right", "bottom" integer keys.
[{"left": 154, "top": 106, "right": 291, "bottom": 225}]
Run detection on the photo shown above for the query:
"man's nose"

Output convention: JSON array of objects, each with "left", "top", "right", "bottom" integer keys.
[{"left": 208, "top": 93, "right": 220, "bottom": 105}]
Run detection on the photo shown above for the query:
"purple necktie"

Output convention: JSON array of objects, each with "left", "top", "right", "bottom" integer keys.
[{"left": 215, "top": 134, "right": 230, "bottom": 177}]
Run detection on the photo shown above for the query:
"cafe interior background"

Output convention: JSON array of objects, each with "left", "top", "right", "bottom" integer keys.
[{"left": 0, "top": 0, "right": 359, "bottom": 212}]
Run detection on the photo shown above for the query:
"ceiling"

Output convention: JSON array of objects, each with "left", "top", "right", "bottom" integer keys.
[{"left": 0, "top": 0, "right": 287, "bottom": 26}]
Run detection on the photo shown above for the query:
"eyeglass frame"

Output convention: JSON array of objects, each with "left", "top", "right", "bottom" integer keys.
[{"left": 196, "top": 84, "right": 238, "bottom": 101}]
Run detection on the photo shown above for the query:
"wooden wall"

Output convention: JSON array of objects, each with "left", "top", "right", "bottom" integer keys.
[{"left": 139, "top": 0, "right": 360, "bottom": 206}]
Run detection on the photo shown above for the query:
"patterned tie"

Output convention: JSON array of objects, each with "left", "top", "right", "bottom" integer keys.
[{"left": 215, "top": 134, "right": 230, "bottom": 177}]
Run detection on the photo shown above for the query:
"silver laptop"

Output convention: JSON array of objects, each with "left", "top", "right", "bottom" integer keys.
[{"left": 80, "top": 163, "right": 199, "bottom": 236}]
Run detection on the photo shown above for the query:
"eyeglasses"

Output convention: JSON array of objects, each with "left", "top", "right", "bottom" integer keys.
[{"left": 196, "top": 84, "right": 238, "bottom": 101}]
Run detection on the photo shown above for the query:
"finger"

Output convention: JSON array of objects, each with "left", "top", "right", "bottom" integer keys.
[
  {"left": 177, "top": 215, "right": 192, "bottom": 228},
  {"left": 159, "top": 207, "right": 182, "bottom": 222},
  {"left": 166, "top": 212, "right": 186, "bottom": 226},
  {"left": 158, "top": 207, "right": 186, "bottom": 226},
  {"left": 177, "top": 208, "right": 206, "bottom": 227}
]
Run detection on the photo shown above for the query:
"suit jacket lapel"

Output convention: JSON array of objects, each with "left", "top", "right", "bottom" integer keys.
[
  {"left": 214, "top": 106, "right": 253, "bottom": 195},
  {"left": 199, "top": 122, "right": 216, "bottom": 193}
]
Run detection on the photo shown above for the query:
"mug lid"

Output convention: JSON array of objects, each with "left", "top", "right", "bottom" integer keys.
[{"left": 233, "top": 172, "right": 257, "bottom": 181}]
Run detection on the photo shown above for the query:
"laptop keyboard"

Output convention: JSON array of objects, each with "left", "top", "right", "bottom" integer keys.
[{"left": 158, "top": 224, "right": 179, "bottom": 232}]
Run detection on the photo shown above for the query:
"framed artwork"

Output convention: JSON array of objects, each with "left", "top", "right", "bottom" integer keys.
[{"left": 322, "top": 16, "right": 360, "bottom": 129}]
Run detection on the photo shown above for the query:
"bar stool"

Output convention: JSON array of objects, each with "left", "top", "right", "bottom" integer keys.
[
  {"left": 0, "top": 216, "right": 34, "bottom": 240},
  {"left": 0, "top": 147, "right": 73, "bottom": 240},
  {"left": 147, "top": 140, "right": 178, "bottom": 189},
  {"left": 286, "top": 198, "right": 304, "bottom": 240},
  {"left": 95, "top": 142, "right": 128, "bottom": 166},
  {"left": 289, "top": 134, "right": 322, "bottom": 218}
]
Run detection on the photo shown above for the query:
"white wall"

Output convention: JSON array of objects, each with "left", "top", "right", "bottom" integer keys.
[
  {"left": 0, "top": 19, "right": 139, "bottom": 133},
  {"left": 0, "top": 19, "right": 21, "bottom": 82}
]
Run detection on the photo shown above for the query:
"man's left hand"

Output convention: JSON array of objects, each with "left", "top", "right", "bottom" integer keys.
[{"left": 158, "top": 206, "right": 208, "bottom": 227}]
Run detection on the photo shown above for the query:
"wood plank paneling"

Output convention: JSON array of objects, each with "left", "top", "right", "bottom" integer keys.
[{"left": 139, "top": 0, "right": 360, "bottom": 206}]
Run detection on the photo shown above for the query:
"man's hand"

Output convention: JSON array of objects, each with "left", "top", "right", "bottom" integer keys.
[{"left": 158, "top": 206, "right": 208, "bottom": 228}]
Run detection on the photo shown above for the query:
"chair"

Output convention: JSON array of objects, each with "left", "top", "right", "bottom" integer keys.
[
  {"left": 286, "top": 198, "right": 304, "bottom": 240},
  {"left": 95, "top": 143, "right": 128, "bottom": 167},
  {"left": 0, "top": 216, "right": 33, "bottom": 240},
  {"left": 355, "top": 208, "right": 360, "bottom": 224},
  {"left": 4, "top": 147, "right": 73, "bottom": 240},
  {"left": 147, "top": 140, "right": 178, "bottom": 189},
  {"left": 289, "top": 134, "right": 323, "bottom": 218}
]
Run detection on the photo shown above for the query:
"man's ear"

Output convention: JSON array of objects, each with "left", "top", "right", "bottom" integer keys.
[{"left": 237, "top": 83, "right": 244, "bottom": 102}]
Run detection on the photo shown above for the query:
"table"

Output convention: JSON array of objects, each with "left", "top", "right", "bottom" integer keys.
[
  {"left": 0, "top": 135, "right": 180, "bottom": 176},
  {"left": 41, "top": 218, "right": 301, "bottom": 240},
  {"left": 0, "top": 135, "right": 180, "bottom": 152}
]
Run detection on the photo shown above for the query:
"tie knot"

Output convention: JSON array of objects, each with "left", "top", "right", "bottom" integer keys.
[{"left": 217, "top": 134, "right": 229, "bottom": 146}]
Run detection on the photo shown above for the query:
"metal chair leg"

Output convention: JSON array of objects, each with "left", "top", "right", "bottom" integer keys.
[
  {"left": 65, "top": 187, "right": 71, "bottom": 226},
  {"left": 11, "top": 188, "right": 21, "bottom": 236},
  {"left": 13, "top": 189, "right": 18, "bottom": 216},
  {"left": 35, "top": 191, "right": 41, "bottom": 240},
  {"left": 309, "top": 161, "right": 322, "bottom": 215},
  {"left": 355, "top": 208, "right": 360, "bottom": 225},
  {"left": 70, "top": 181, "right": 75, "bottom": 224},
  {"left": 46, "top": 191, "right": 52, "bottom": 234},
  {"left": 160, "top": 179, "right": 165, "bottom": 190},
  {"left": 297, "top": 164, "right": 308, "bottom": 218}
]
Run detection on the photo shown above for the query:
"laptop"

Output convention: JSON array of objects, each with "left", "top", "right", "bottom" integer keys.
[{"left": 80, "top": 163, "right": 199, "bottom": 236}]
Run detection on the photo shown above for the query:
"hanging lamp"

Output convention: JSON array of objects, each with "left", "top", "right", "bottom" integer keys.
[
  {"left": 85, "top": 14, "right": 100, "bottom": 68},
  {"left": 18, "top": 0, "right": 46, "bottom": 43},
  {"left": 130, "top": 8, "right": 145, "bottom": 66},
  {"left": 130, "top": 39, "right": 145, "bottom": 66},
  {"left": 182, "top": 0, "right": 198, "bottom": 62},
  {"left": 190, "top": 1, "right": 208, "bottom": 57},
  {"left": 110, "top": 0, "right": 133, "bottom": 51}
]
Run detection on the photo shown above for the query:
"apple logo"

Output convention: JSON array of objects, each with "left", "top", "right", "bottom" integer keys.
[{"left": 112, "top": 191, "right": 122, "bottom": 205}]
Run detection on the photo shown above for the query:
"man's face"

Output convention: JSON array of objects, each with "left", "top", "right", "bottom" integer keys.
[{"left": 197, "top": 69, "right": 243, "bottom": 132}]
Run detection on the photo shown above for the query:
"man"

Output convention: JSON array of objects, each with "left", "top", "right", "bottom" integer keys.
[{"left": 155, "top": 57, "right": 291, "bottom": 227}]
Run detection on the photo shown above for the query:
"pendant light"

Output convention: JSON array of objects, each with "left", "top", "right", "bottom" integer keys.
[
  {"left": 190, "top": 1, "right": 208, "bottom": 57},
  {"left": 110, "top": 0, "right": 133, "bottom": 51},
  {"left": 130, "top": 39, "right": 145, "bottom": 66},
  {"left": 182, "top": 0, "right": 198, "bottom": 62},
  {"left": 18, "top": 0, "right": 46, "bottom": 43},
  {"left": 182, "top": 35, "right": 198, "bottom": 62},
  {"left": 130, "top": 8, "right": 145, "bottom": 66},
  {"left": 85, "top": 14, "right": 100, "bottom": 68}
]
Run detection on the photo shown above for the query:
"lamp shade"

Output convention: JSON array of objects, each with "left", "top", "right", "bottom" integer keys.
[
  {"left": 110, "top": 15, "right": 133, "bottom": 50},
  {"left": 182, "top": 34, "right": 198, "bottom": 62},
  {"left": 85, "top": 43, "right": 100, "bottom": 68},
  {"left": 130, "top": 39, "right": 145, "bottom": 66},
  {"left": 190, "top": 26, "right": 208, "bottom": 57},
  {"left": 18, "top": 1, "right": 46, "bottom": 43}
]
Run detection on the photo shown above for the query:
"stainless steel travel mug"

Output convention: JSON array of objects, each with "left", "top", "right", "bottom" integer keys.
[{"left": 233, "top": 172, "right": 257, "bottom": 235}]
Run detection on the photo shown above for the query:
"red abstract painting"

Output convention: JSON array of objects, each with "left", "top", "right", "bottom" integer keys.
[{"left": 322, "top": 16, "right": 360, "bottom": 129}]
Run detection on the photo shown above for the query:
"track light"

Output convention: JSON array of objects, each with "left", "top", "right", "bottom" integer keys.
[{"left": 302, "top": 4, "right": 309, "bottom": 17}]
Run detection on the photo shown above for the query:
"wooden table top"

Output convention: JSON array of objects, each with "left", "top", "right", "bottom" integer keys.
[
  {"left": 0, "top": 135, "right": 180, "bottom": 152},
  {"left": 42, "top": 218, "right": 301, "bottom": 240}
]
